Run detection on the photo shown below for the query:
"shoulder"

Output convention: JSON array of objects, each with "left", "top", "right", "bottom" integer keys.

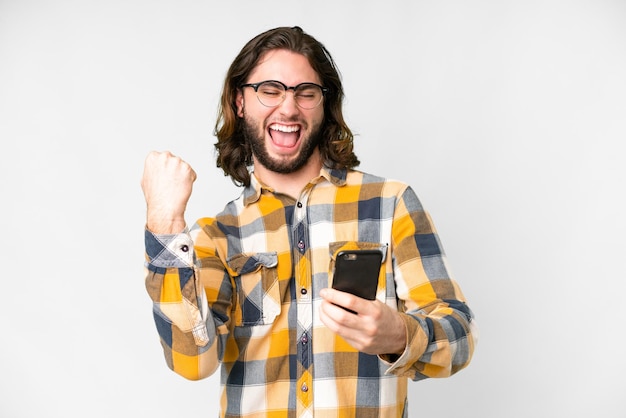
[{"left": 345, "top": 169, "right": 411, "bottom": 193}]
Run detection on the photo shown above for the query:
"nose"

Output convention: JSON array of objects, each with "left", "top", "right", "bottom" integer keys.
[{"left": 278, "top": 89, "right": 300, "bottom": 116}]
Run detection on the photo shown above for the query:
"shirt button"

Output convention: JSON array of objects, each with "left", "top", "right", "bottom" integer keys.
[
  {"left": 301, "top": 383, "right": 308, "bottom": 392},
  {"left": 297, "top": 202, "right": 303, "bottom": 208},
  {"left": 180, "top": 245, "right": 189, "bottom": 252},
  {"left": 300, "top": 288, "right": 308, "bottom": 295},
  {"left": 301, "top": 334, "right": 308, "bottom": 344},
  {"left": 297, "top": 240, "right": 305, "bottom": 249}
]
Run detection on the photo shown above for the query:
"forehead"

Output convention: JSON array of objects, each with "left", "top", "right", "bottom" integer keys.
[{"left": 247, "top": 49, "right": 321, "bottom": 85}]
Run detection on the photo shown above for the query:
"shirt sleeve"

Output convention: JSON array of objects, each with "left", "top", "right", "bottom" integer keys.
[
  {"left": 144, "top": 227, "right": 221, "bottom": 380},
  {"left": 381, "top": 186, "right": 478, "bottom": 380}
]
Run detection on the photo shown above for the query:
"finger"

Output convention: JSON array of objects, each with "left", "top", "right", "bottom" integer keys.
[
  {"left": 318, "top": 300, "right": 337, "bottom": 328},
  {"left": 321, "top": 288, "right": 367, "bottom": 315},
  {"left": 319, "top": 300, "right": 352, "bottom": 334},
  {"left": 320, "top": 287, "right": 351, "bottom": 306},
  {"left": 146, "top": 150, "right": 170, "bottom": 163},
  {"left": 319, "top": 302, "right": 368, "bottom": 351}
]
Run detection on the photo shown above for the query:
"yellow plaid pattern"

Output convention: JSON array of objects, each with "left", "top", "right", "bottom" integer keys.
[{"left": 144, "top": 167, "right": 476, "bottom": 417}]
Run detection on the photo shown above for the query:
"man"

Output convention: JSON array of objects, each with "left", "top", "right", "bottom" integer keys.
[{"left": 141, "top": 26, "right": 476, "bottom": 417}]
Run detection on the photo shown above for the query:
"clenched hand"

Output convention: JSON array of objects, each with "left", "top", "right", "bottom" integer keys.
[{"left": 141, "top": 151, "right": 196, "bottom": 234}]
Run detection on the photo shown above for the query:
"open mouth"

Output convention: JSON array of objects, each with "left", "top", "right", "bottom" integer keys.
[{"left": 268, "top": 123, "right": 301, "bottom": 148}]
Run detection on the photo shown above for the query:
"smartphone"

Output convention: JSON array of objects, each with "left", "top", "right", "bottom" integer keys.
[{"left": 331, "top": 249, "right": 383, "bottom": 302}]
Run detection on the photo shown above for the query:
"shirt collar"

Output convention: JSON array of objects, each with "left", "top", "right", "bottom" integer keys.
[{"left": 242, "top": 164, "right": 348, "bottom": 206}]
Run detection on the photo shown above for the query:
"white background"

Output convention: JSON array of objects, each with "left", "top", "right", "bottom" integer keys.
[{"left": 1, "top": 1, "right": 625, "bottom": 417}]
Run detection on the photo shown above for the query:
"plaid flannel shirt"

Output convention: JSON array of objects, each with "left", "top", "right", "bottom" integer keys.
[{"left": 144, "top": 166, "right": 476, "bottom": 417}]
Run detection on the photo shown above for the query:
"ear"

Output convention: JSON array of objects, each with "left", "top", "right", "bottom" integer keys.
[{"left": 236, "top": 90, "right": 244, "bottom": 117}]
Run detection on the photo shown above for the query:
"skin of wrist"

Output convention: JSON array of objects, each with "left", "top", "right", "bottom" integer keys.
[{"left": 146, "top": 214, "right": 186, "bottom": 234}]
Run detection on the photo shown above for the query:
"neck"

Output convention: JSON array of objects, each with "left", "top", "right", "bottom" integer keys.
[{"left": 253, "top": 152, "right": 323, "bottom": 199}]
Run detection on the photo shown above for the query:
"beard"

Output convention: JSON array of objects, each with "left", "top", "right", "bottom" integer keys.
[{"left": 242, "top": 114, "right": 324, "bottom": 174}]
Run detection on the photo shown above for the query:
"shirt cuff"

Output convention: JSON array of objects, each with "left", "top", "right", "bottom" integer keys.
[
  {"left": 380, "top": 312, "right": 428, "bottom": 376},
  {"left": 145, "top": 228, "right": 194, "bottom": 268}
]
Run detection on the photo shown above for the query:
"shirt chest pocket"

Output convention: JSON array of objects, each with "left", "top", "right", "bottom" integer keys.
[{"left": 227, "top": 252, "right": 281, "bottom": 327}]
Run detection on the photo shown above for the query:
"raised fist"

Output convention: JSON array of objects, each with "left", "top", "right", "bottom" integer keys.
[{"left": 141, "top": 151, "right": 197, "bottom": 234}]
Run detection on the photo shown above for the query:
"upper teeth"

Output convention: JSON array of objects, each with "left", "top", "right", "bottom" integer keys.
[{"left": 270, "top": 124, "right": 300, "bottom": 133}]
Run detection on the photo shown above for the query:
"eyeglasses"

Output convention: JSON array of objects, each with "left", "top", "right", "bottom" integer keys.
[{"left": 240, "top": 80, "right": 328, "bottom": 109}]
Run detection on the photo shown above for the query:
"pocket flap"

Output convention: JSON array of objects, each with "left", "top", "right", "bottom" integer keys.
[{"left": 227, "top": 252, "right": 278, "bottom": 275}]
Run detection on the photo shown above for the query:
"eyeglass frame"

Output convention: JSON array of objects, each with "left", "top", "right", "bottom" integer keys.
[{"left": 240, "top": 80, "right": 329, "bottom": 109}]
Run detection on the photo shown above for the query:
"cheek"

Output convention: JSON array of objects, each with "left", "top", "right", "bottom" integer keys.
[
  {"left": 244, "top": 110, "right": 270, "bottom": 134},
  {"left": 310, "top": 108, "right": 325, "bottom": 128}
]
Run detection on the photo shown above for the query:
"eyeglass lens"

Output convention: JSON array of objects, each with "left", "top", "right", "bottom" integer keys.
[{"left": 256, "top": 81, "right": 323, "bottom": 109}]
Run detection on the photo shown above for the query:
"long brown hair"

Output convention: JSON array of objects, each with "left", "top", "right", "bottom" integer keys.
[{"left": 213, "top": 26, "right": 359, "bottom": 187}]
